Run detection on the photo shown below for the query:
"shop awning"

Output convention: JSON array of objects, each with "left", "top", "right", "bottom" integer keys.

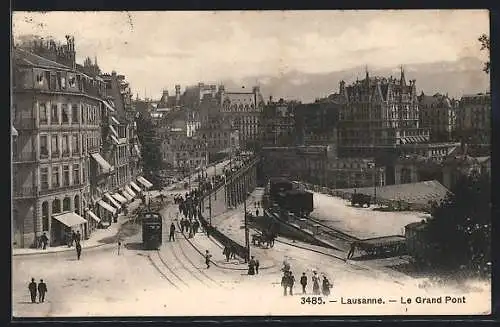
[
  {"left": 86, "top": 210, "right": 101, "bottom": 223},
  {"left": 98, "top": 199, "right": 117, "bottom": 215},
  {"left": 109, "top": 125, "right": 119, "bottom": 138},
  {"left": 12, "top": 126, "right": 18, "bottom": 137},
  {"left": 137, "top": 176, "right": 153, "bottom": 189},
  {"left": 91, "top": 153, "right": 113, "bottom": 173},
  {"left": 53, "top": 212, "right": 87, "bottom": 227},
  {"left": 124, "top": 185, "right": 137, "bottom": 198},
  {"left": 111, "top": 116, "right": 121, "bottom": 125},
  {"left": 102, "top": 100, "right": 115, "bottom": 112},
  {"left": 105, "top": 193, "right": 121, "bottom": 208},
  {"left": 134, "top": 144, "right": 141, "bottom": 156},
  {"left": 111, "top": 135, "right": 120, "bottom": 145},
  {"left": 121, "top": 190, "right": 133, "bottom": 201},
  {"left": 130, "top": 181, "right": 142, "bottom": 193},
  {"left": 112, "top": 193, "right": 128, "bottom": 204}
]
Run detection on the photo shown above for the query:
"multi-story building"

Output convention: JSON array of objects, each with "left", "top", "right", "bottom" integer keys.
[
  {"left": 337, "top": 69, "right": 430, "bottom": 158},
  {"left": 12, "top": 37, "right": 108, "bottom": 248},
  {"left": 418, "top": 92, "right": 458, "bottom": 142},
  {"left": 218, "top": 85, "right": 265, "bottom": 149},
  {"left": 12, "top": 36, "right": 149, "bottom": 249},
  {"left": 457, "top": 92, "right": 491, "bottom": 147},
  {"left": 161, "top": 133, "right": 209, "bottom": 171},
  {"left": 196, "top": 114, "right": 240, "bottom": 162},
  {"left": 294, "top": 98, "right": 340, "bottom": 146},
  {"left": 261, "top": 98, "right": 297, "bottom": 147},
  {"left": 260, "top": 146, "right": 384, "bottom": 189}
]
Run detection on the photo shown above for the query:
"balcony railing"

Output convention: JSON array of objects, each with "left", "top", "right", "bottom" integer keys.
[
  {"left": 13, "top": 186, "right": 37, "bottom": 198},
  {"left": 12, "top": 152, "right": 37, "bottom": 162},
  {"left": 39, "top": 182, "right": 85, "bottom": 196}
]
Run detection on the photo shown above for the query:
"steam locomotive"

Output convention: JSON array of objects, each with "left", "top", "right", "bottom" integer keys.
[{"left": 263, "top": 177, "right": 314, "bottom": 216}]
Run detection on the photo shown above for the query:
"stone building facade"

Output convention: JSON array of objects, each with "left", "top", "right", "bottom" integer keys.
[
  {"left": 457, "top": 92, "right": 491, "bottom": 146},
  {"left": 261, "top": 98, "right": 297, "bottom": 147},
  {"left": 418, "top": 92, "right": 458, "bottom": 142}
]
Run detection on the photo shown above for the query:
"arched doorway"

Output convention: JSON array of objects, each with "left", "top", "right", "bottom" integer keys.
[
  {"left": 51, "top": 199, "right": 61, "bottom": 246},
  {"left": 74, "top": 195, "right": 80, "bottom": 215},
  {"left": 52, "top": 199, "right": 61, "bottom": 214},
  {"left": 63, "top": 197, "right": 71, "bottom": 212}
]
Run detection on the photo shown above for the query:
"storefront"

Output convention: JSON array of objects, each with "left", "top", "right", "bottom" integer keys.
[
  {"left": 97, "top": 199, "right": 117, "bottom": 225},
  {"left": 85, "top": 209, "right": 101, "bottom": 236},
  {"left": 51, "top": 212, "right": 88, "bottom": 246}
]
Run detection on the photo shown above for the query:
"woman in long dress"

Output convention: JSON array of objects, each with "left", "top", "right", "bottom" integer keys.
[{"left": 312, "top": 271, "right": 320, "bottom": 295}]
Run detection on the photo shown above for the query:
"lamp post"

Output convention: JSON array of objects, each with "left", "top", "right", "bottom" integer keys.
[
  {"left": 243, "top": 191, "right": 250, "bottom": 263},
  {"left": 368, "top": 162, "right": 377, "bottom": 203}
]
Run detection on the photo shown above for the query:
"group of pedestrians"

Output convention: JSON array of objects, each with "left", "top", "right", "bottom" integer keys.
[
  {"left": 280, "top": 262, "right": 333, "bottom": 296},
  {"left": 222, "top": 244, "right": 238, "bottom": 262},
  {"left": 66, "top": 230, "right": 83, "bottom": 260},
  {"left": 28, "top": 278, "right": 48, "bottom": 304},
  {"left": 180, "top": 218, "right": 200, "bottom": 238}
]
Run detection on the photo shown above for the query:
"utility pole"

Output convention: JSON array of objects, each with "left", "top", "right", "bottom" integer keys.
[
  {"left": 208, "top": 186, "right": 212, "bottom": 226},
  {"left": 243, "top": 192, "right": 250, "bottom": 263}
]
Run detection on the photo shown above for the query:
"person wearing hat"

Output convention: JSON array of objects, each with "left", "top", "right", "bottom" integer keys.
[
  {"left": 312, "top": 270, "right": 320, "bottom": 295},
  {"left": 28, "top": 278, "right": 37, "bottom": 303}
]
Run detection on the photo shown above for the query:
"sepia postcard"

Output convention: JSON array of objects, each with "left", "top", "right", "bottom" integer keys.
[{"left": 11, "top": 10, "right": 491, "bottom": 317}]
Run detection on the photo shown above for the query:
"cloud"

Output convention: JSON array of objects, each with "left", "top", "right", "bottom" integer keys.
[{"left": 12, "top": 10, "right": 489, "bottom": 99}]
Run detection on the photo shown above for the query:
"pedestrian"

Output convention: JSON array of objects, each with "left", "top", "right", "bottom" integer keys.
[
  {"left": 312, "top": 271, "right": 320, "bottom": 295},
  {"left": 40, "top": 233, "right": 48, "bottom": 250},
  {"left": 28, "top": 278, "right": 37, "bottom": 303},
  {"left": 248, "top": 256, "right": 256, "bottom": 275},
  {"left": 255, "top": 258, "right": 260, "bottom": 274},
  {"left": 117, "top": 241, "right": 122, "bottom": 256},
  {"left": 169, "top": 223, "right": 176, "bottom": 242},
  {"left": 256, "top": 209, "right": 259, "bottom": 217},
  {"left": 281, "top": 272, "right": 288, "bottom": 296},
  {"left": 223, "top": 245, "right": 231, "bottom": 262},
  {"left": 322, "top": 276, "right": 332, "bottom": 296},
  {"left": 72, "top": 231, "right": 77, "bottom": 246},
  {"left": 38, "top": 279, "right": 47, "bottom": 303},
  {"left": 193, "top": 220, "right": 200, "bottom": 234},
  {"left": 76, "top": 230, "right": 82, "bottom": 244},
  {"left": 288, "top": 272, "right": 295, "bottom": 296},
  {"left": 205, "top": 250, "right": 212, "bottom": 269},
  {"left": 346, "top": 242, "right": 357, "bottom": 260},
  {"left": 300, "top": 272, "right": 308, "bottom": 294},
  {"left": 76, "top": 242, "right": 82, "bottom": 260}
]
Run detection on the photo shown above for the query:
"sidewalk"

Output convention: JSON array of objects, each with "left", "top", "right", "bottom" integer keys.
[{"left": 13, "top": 198, "right": 143, "bottom": 257}]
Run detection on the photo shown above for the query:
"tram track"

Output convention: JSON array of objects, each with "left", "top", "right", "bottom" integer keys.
[
  {"left": 168, "top": 239, "right": 212, "bottom": 288},
  {"left": 147, "top": 252, "right": 180, "bottom": 290},
  {"left": 155, "top": 249, "right": 190, "bottom": 288}
]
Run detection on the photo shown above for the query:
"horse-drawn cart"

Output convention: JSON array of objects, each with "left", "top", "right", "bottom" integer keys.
[{"left": 251, "top": 232, "right": 275, "bottom": 248}]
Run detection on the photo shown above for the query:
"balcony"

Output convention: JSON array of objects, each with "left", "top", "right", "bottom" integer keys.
[
  {"left": 13, "top": 186, "right": 37, "bottom": 199},
  {"left": 12, "top": 151, "right": 37, "bottom": 163},
  {"left": 39, "top": 182, "right": 85, "bottom": 196}
]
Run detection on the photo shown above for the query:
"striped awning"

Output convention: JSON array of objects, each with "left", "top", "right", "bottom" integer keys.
[
  {"left": 102, "top": 100, "right": 115, "bottom": 112},
  {"left": 130, "top": 181, "right": 142, "bottom": 193},
  {"left": 105, "top": 193, "right": 121, "bottom": 208},
  {"left": 112, "top": 193, "right": 128, "bottom": 204},
  {"left": 111, "top": 135, "right": 120, "bottom": 145},
  {"left": 134, "top": 144, "right": 141, "bottom": 156},
  {"left": 121, "top": 190, "right": 133, "bottom": 201},
  {"left": 125, "top": 185, "right": 137, "bottom": 198},
  {"left": 53, "top": 212, "right": 87, "bottom": 227},
  {"left": 98, "top": 199, "right": 116, "bottom": 214},
  {"left": 137, "top": 176, "right": 153, "bottom": 189},
  {"left": 109, "top": 125, "right": 119, "bottom": 138},
  {"left": 111, "top": 116, "right": 121, "bottom": 125},
  {"left": 12, "top": 126, "right": 18, "bottom": 136},
  {"left": 91, "top": 153, "right": 113, "bottom": 173},
  {"left": 86, "top": 210, "right": 101, "bottom": 223}
]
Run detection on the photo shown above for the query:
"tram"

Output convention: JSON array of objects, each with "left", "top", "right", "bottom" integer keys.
[{"left": 141, "top": 211, "right": 163, "bottom": 250}]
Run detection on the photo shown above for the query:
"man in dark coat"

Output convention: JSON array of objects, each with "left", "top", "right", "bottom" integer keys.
[
  {"left": 40, "top": 233, "right": 48, "bottom": 250},
  {"left": 28, "top": 278, "right": 37, "bottom": 303},
  {"left": 281, "top": 272, "right": 288, "bottom": 296},
  {"left": 76, "top": 242, "right": 82, "bottom": 260},
  {"left": 169, "top": 223, "right": 176, "bottom": 241},
  {"left": 255, "top": 258, "right": 260, "bottom": 274},
  {"left": 288, "top": 272, "right": 295, "bottom": 296},
  {"left": 76, "top": 231, "right": 82, "bottom": 244},
  {"left": 223, "top": 245, "right": 231, "bottom": 262},
  {"left": 300, "top": 272, "right": 308, "bottom": 294},
  {"left": 38, "top": 279, "right": 47, "bottom": 303}
]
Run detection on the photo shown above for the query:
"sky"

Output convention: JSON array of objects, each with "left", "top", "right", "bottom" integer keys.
[{"left": 12, "top": 10, "right": 489, "bottom": 100}]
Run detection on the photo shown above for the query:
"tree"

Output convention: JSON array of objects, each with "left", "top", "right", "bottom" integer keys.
[
  {"left": 135, "top": 113, "right": 163, "bottom": 187},
  {"left": 424, "top": 171, "right": 490, "bottom": 276},
  {"left": 478, "top": 34, "right": 490, "bottom": 74}
]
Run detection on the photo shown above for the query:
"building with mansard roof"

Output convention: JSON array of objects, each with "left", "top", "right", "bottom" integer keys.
[{"left": 418, "top": 92, "right": 458, "bottom": 142}]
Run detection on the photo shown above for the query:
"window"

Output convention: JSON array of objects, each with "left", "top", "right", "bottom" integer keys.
[
  {"left": 73, "top": 164, "right": 80, "bottom": 185},
  {"left": 51, "top": 135, "right": 59, "bottom": 156},
  {"left": 82, "top": 162, "right": 86, "bottom": 183},
  {"left": 40, "top": 135, "right": 49, "bottom": 159},
  {"left": 40, "top": 167, "right": 49, "bottom": 191},
  {"left": 72, "top": 134, "right": 79, "bottom": 155},
  {"left": 52, "top": 166, "right": 60, "bottom": 188},
  {"left": 62, "top": 134, "right": 69, "bottom": 156},
  {"left": 39, "top": 103, "right": 48, "bottom": 124},
  {"left": 63, "top": 165, "right": 70, "bottom": 186},
  {"left": 72, "top": 104, "right": 79, "bottom": 123},
  {"left": 68, "top": 75, "right": 76, "bottom": 88},
  {"left": 61, "top": 104, "right": 69, "bottom": 123},
  {"left": 63, "top": 197, "right": 71, "bottom": 211},
  {"left": 52, "top": 199, "right": 61, "bottom": 214},
  {"left": 81, "top": 105, "right": 86, "bottom": 124},
  {"left": 51, "top": 104, "right": 59, "bottom": 124},
  {"left": 42, "top": 202, "right": 49, "bottom": 231}
]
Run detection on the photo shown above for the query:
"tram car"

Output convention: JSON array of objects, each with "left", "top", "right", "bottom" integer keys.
[{"left": 141, "top": 211, "right": 163, "bottom": 250}]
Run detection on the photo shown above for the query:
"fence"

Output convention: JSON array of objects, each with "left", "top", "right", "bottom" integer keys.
[{"left": 297, "top": 181, "right": 431, "bottom": 213}]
